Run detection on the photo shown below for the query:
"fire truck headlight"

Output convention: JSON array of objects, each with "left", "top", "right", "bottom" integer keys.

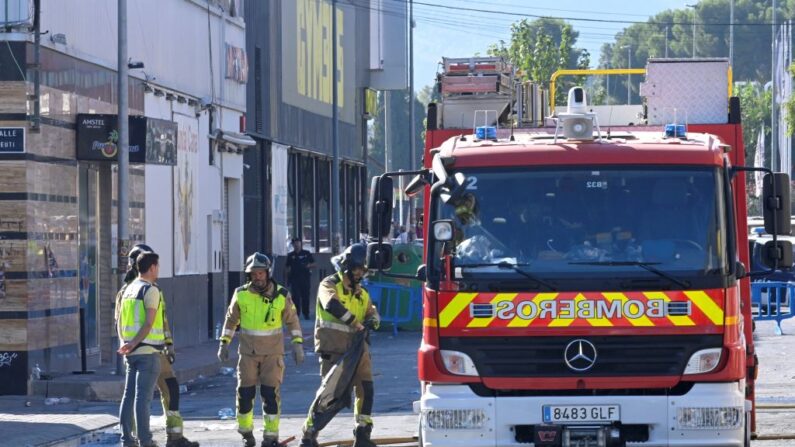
[
  {"left": 683, "top": 348, "right": 722, "bottom": 375},
  {"left": 433, "top": 220, "right": 454, "bottom": 242},
  {"left": 440, "top": 350, "right": 479, "bottom": 376},
  {"left": 676, "top": 407, "right": 743, "bottom": 429},
  {"left": 425, "top": 409, "right": 487, "bottom": 430}
]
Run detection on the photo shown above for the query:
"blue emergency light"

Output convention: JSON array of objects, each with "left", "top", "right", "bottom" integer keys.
[
  {"left": 664, "top": 124, "right": 687, "bottom": 139},
  {"left": 476, "top": 126, "right": 497, "bottom": 140}
]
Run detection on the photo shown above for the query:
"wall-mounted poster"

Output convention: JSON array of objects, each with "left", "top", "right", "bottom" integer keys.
[
  {"left": 225, "top": 43, "right": 248, "bottom": 84},
  {"left": 173, "top": 115, "right": 200, "bottom": 275}
]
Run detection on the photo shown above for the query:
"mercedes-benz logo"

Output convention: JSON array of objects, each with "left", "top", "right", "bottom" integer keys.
[{"left": 564, "top": 339, "right": 597, "bottom": 372}]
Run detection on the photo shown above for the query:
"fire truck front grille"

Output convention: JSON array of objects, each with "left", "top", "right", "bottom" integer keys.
[{"left": 439, "top": 335, "right": 723, "bottom": 377}]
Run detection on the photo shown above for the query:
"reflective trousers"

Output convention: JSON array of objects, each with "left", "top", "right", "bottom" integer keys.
[
  {"left": 236, "top": 353, "right": 284, "bottom": 437},
  {"left": 157, "top": 351, "right": 184, "bottom": 441}
]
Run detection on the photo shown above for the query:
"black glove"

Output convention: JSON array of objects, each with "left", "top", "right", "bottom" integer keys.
[
  {"left": 363, "top": 317, "right": 380, "bottom": 331},
  {"left": 217, "top": 342, "right": 230, "bottom": 362}
]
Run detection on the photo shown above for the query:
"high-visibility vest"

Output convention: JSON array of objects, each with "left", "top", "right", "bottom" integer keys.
[
  {"left": 316, "top": 272, "right": 371, "bottom": 334},
  {"left": 236, "top": 284, "right": 289, "bottom": 337},
  {"left": 119, "top": 279, "right": 165, "bottom": 347}
]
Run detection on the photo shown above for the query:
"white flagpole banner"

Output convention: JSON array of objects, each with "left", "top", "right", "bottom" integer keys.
[
  {"left": 755, "top": 125, "right": 766, "bottom": 198},
  {"left": 271, "top": 143, "right": 290, "bottom": 256},
  {"left": 777, "top": 23, "right": 792, "bottom": 175}
]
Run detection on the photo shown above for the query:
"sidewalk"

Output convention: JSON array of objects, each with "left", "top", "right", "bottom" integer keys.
[
  {"left": 7, "top": 315, "right": 795, "bottom": 446},
  {"left": 751, "top": 317, "right": 795, "bottom": 446},
  {"left": 30, "top": 340, "right": 233, "bottom": 401},
  {"left": 1, "top": 319, "right": 422, "bottom": 447},
  {"left": 3, "top": 340, "right": 238, "bottom": 447}
]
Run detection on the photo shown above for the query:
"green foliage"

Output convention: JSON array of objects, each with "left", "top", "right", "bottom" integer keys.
[
  {"left": 487, "top": 18, "right": 589, "bottom": 104},
  {"left": 368, "top": 89, "right": 426, "bottom": 178},
  {"left": 579, "top": 0, "right": 795, "bottom": 105},
  {"left": 736, "top": 82, "right": 771, "bottom": 215},
  {"left": 785, "top": 63, "right": 795, "bottom": 136},
  {"left": 737, "top": 82, "right": 771, "bottom": 165}
]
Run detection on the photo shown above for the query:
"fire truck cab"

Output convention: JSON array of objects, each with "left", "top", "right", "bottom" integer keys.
[{"left": 367, "top": 58, "right": 792, "bottom": 447}]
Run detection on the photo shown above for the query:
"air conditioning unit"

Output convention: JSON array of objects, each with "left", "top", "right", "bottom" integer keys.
[
  {"left": 212, "top": 209, "right": 226, "bottom": 223},
  {"left": 0, "top": 0, "right": 34, "bottom": 29}
]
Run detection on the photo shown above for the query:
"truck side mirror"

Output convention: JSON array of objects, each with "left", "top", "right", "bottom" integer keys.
[
  {"left": 763, "top": 173, "right": 791, "bottom": 235},
  {"left": 366, "top": 242, "right": 392, "bottom": 271},
  {"left": 762, "top": 240, "right": 794, "bottom": 269},
  {"left": 416, "top": 264, "right": 427, "bottom": 282},
  {"left": 368, "top": 176, "right": 394, "bottom": 239},
  {"left": 735, "top": 261, "right": 747, "bottom": 279},
  {"left": 405, "top": 173, "right": 429, "bottom": 198}
]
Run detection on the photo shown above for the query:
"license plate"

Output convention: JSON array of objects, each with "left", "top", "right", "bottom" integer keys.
[{"left": 542, "top": 405, "right": 620, "bottom": 423}]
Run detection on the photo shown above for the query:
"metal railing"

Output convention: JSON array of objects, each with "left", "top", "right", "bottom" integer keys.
[
  {"left": 548, "top": 66, "right": 733, "bottom": 112},
  {"left": 365, "top": 281, "right": 422, "bottom": 337},
  {"left": 751, "top": 281, "right": 794, "bottom": 335}
]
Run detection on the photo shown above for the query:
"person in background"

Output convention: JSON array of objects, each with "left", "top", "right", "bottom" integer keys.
[
  {"left": 397, "top": 226, "right": 409, "bottom": 244},
  {"left": 117, "top": 251, "right": 164, "bottom": 447},
  {"left": 286, "top": 237, "right": 316, "bottom": 320},
  {"left": 115, "top": 245, "right": 199, "bottom": 447}
]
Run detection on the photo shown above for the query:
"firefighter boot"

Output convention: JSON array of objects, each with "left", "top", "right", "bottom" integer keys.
[
  {"left": 352, "top": 424, "right": 376, "bottom": 447},
  {"left": 166, "top": 437, "right": 200, "bottom": 447},
  {"left": 261, "top": 436, "right": 279, "bottom": 447},
  {"left": 241, "top": 432, "right": 256, "bottom": 447},
  {"left": 299, "top": 428, "right": 319, "bottom": 447}
]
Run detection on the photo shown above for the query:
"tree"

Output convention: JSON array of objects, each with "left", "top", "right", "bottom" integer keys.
[
  {"left": 785, "top": 64, "right": 795, "bottom": 136},
  {"left": 598, "top": 0, "right": 795, "bottom": 86},
  {"left": 368, "top": 89, "right": 426, "bottom": 178},
  {"left": 487, "top": 18, "right": 589, "bottom": 104},
  {"left": 736, "top": 82, "right": 771, "bottom": 214}
]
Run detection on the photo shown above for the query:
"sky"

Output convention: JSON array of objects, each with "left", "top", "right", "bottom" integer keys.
[{"left": 411, "top": 0, "right": 693, "bottom": 90}]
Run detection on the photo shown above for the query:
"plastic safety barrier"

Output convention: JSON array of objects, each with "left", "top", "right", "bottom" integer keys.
[
  {"left": 364, "top": 281, "right": 422, "bottom": 336},
  {"left": 751, "top": 281, "right": 794, "bottom": 335}
]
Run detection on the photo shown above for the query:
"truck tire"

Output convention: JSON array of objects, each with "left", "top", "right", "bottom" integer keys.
[
  {"left": 744, "top": 413, "right": 751, "bottom": 447},
  {"left": 418, "top": 420, "right": 424, "bottom": 447}
]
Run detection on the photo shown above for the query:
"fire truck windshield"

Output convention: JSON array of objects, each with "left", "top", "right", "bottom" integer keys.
[{"left": 432, "top": 167, "right": 728, "bottom": 288}]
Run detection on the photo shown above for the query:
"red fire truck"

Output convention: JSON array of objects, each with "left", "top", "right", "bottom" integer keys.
[{"left": 367, "top": 58, "right": 791, "bottom": 447}]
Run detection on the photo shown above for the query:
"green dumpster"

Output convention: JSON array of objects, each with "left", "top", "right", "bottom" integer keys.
[{"left": 368, "top": 242, "right": 423, "bottom": 331}]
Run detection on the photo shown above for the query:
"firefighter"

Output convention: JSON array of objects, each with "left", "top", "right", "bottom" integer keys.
[
  {"left": 300, "top": 243, "right": 381, "bottom": 447},
  {"left": 114, "top": 244, "right": 200, "bottom": 447},
  {"left": 217, "top": 252, "right": 304, "bottom": 447}
]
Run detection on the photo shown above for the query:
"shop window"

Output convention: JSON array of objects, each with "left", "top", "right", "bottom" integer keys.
[
  {"left": 300, "top": 156, "right": 315, "bottom": 251},
  {"left": 346, "top": 165, "right": 356, "bottom": 244},
  {"left": 287, "top": 153, "right": 297, "bottom": 244},
  {"left": 360, "top": 165, "right": 368, "bottom": 236},
  {"left": 316, "top": 159, "right": 331, "bottom": 252}
]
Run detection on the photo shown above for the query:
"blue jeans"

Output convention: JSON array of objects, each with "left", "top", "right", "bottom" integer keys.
[{"left": 119, "top": 353, "right": 161, "bottom": 445}]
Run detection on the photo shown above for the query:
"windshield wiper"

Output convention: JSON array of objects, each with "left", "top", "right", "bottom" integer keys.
[
  {"left": 458, "top": 261, "right": 557, "bottom": 291},
  {"left": 568, "top": 261, "right": 691, "bottom": 289}
]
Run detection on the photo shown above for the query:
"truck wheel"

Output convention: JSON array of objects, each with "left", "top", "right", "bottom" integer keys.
[
  {"left": 744, "top": 413, "right": 751, "bottom": 447},
  {"left": 418, "top": 420, "right": 424, "bottom": 447}
]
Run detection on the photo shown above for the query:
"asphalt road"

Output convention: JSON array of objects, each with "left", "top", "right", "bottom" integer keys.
[
  {"left": 68, "top": 316, "right": 795, "bottom": 446},
  {"left": 173, "top": 329, "right": 421, "bottom": 419}
]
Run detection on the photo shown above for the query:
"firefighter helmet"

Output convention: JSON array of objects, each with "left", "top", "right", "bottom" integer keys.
[
  {"left": 245, "top": 252, "right": 272, "bottom": 273},
  {"left": 332, "top": 243, "right": 367, "bottom": 273}
]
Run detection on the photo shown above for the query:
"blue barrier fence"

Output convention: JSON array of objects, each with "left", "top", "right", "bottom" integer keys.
[
  {"left": 365, "top": 281, "right": 422, "bottom": 336},
  {"left": 751, "top": 281, "right": 794, "bottom": 335}
]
